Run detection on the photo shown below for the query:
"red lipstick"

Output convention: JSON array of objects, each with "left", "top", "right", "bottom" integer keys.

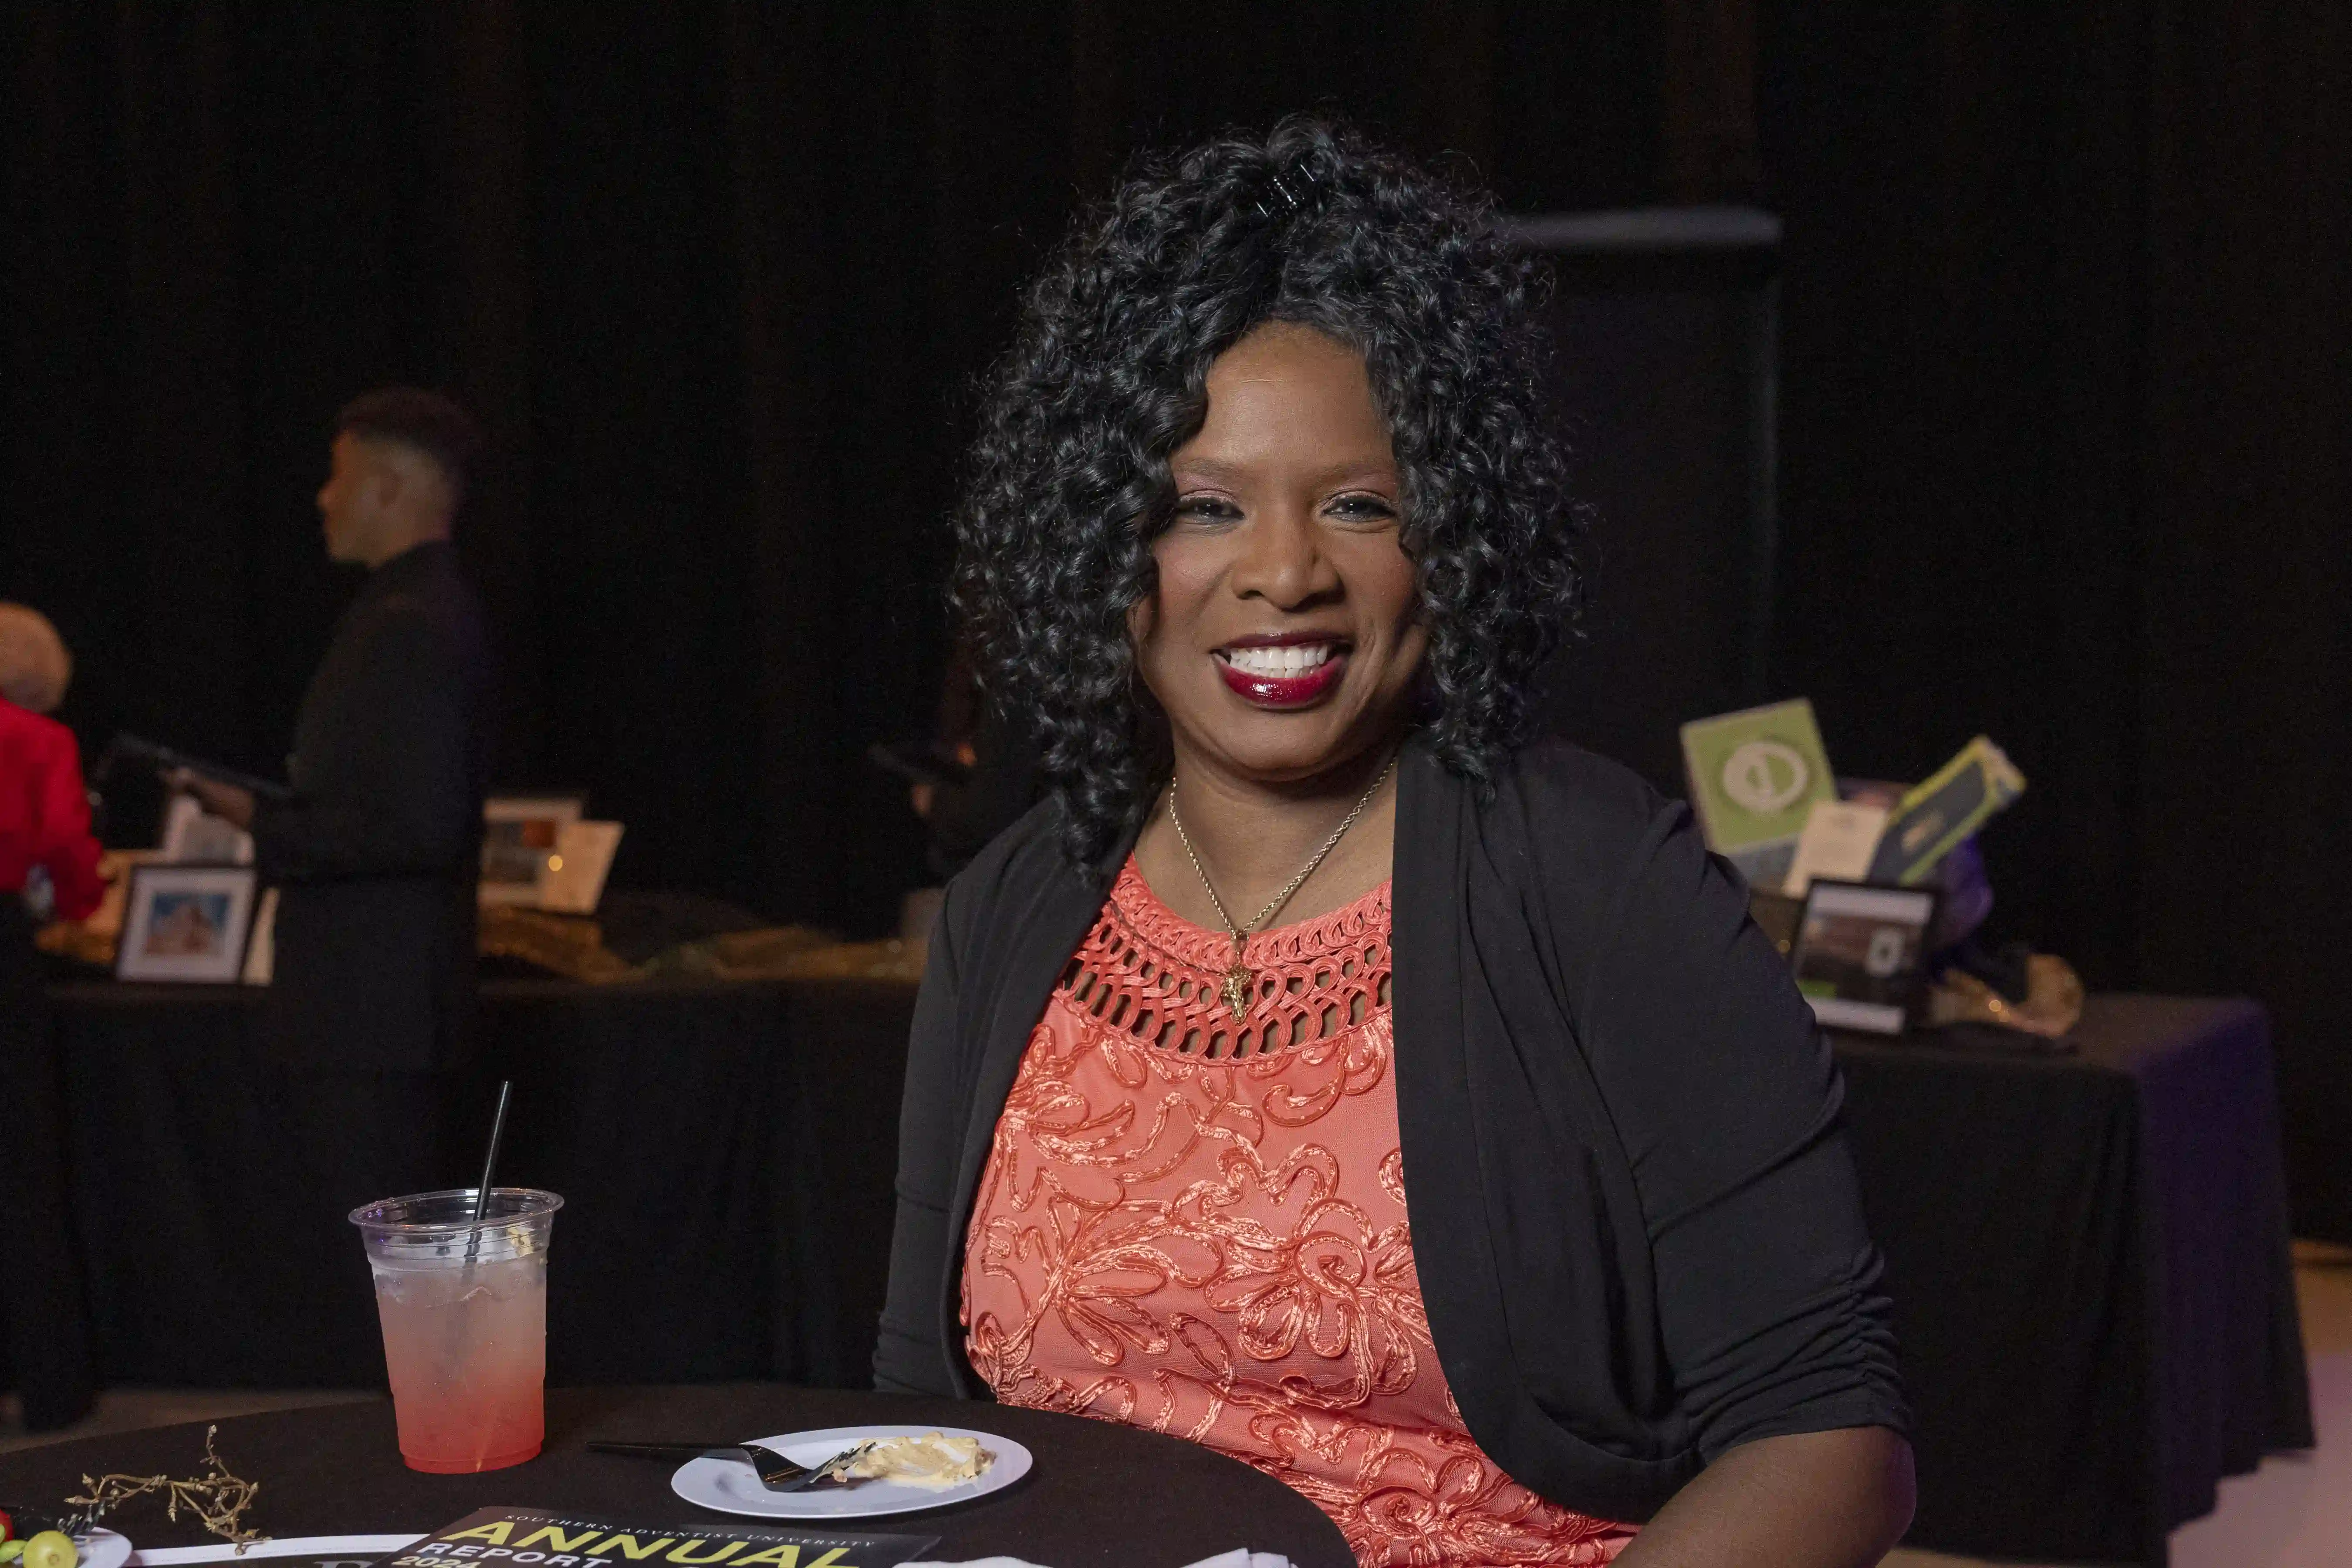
[{"left": 1214, "top": 635, "right": 1350, "bottom": 709}]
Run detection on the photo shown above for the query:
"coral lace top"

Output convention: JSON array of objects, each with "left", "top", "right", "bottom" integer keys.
[{"left": 962, "top": 860, "right": 1638, "bottom": 1568}]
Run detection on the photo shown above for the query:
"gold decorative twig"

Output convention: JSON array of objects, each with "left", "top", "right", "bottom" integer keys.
[{"left": 63, "top": 1426, "right": 265, "bottom": 1552}]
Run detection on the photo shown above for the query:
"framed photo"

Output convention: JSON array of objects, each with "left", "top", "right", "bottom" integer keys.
[
  {"left": 480, "top": 795, "right": 584, "bottom": 906},
  {"left": 1790, "top": 879, "right": 1940, "bottom": 1035},
  {"left": 115, "top": 863, "right": 260, "bottom": 984}
]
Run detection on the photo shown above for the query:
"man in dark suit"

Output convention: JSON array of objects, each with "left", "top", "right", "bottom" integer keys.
[{"left": 174, "top": 389, "right": 491, "bottom": 1241}]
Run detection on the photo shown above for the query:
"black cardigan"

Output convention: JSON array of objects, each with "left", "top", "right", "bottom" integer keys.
[{"left": 874, "top": 735, "right": 1906, "bottom": 1524}]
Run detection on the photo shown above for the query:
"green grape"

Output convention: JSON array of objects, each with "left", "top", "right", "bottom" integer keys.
[{"left": 21, "top": 1532, "right": 74, "bottom": 1568}]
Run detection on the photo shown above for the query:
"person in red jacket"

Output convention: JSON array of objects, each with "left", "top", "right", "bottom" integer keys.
[
  {"left": 0, "top": 602, "right": 106, "bottom": 1431},
  {"left": 0, "top": 604, "right": 105, "bottom": 924}
]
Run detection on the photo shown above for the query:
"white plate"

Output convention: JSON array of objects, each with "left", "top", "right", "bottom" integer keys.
[
  {"left": 75, "top": 1531, "right": 133, "bottom": 1568},
  {"left": 670, "top": 1426, "right": 1031, "bottom": 1520}
]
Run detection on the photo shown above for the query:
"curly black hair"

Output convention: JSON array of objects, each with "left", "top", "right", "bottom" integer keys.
[{"left": 953, "top": 115, "right": 1583, "bottom": 867}]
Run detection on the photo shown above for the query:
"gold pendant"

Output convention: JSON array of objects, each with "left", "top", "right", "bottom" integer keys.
[
  {"left": 1222, "top": 964, "right": 1252, "bottom": 1020},
  {"left": 1221, "top": 931, "right": 1252, "bottom": 1019}
]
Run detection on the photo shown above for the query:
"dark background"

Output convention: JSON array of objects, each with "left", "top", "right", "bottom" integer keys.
[{"left": 4, "top": 2, "right": 2347, "bottom": 1234}]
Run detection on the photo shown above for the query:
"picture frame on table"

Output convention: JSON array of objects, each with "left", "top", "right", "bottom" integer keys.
[
  {"left": 1790, "top": 879, "right": 1940, "bottom": 1035},
  {"left": 159, "top": 791, "right": 255, "bottom": 865},
  {"left": 480, "top": 795, "right": 584, "bottom": 906},
  {"left": 114, "top": 862, "right": 260, "bottom": 984}
]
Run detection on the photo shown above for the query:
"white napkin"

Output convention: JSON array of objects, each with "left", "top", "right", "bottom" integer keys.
[{"left": 903, "top": 1554, "right": 1289, "bottom": 1568}]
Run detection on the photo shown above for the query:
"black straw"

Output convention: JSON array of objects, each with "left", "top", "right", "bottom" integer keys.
[{"left": 471, "top": 1079, "right": 514, "bottom": 1225}]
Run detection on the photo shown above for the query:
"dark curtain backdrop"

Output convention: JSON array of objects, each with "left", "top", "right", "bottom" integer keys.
[
  {"left": 5, "top": 3, "right": 2348, "bottom": 1231},
  {"left": 1758, "top": 1, "right": 2352, "bottom": 1237},
  {"left": 0, "top": 0, "right": 1665, "bottom": 937}
]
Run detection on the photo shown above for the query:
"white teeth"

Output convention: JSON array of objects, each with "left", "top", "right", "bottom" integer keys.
[{"left": 1222, "top": 642, "right": 1336, "bottom": 677}]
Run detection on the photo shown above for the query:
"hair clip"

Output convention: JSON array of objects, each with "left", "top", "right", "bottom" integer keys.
[{"left": 1253, "top": 166, "right": 1310, "bottom": 221}]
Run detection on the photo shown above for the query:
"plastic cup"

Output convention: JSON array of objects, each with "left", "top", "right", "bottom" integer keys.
[{"left": 349, "top": 1187, "right": 563, "bottom": 1473}]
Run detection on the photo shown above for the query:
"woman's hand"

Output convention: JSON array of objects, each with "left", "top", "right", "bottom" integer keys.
[{"left": 1614, "top": 1427, "right": 1915, "bottom": 1567}]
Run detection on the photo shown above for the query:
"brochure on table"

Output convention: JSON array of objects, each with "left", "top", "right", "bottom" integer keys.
[
  {"left": 125, "top": 1510, "right": 938, "bottom": 1568},
  {"left": 1678, "top": 699, "right": 1837, "bottom": 890},
  {"left": 124, "top": 1534, "right": 1296, "bottom": 1568}
]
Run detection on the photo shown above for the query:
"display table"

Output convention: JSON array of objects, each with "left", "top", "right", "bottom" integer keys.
[
  {"left": 7, "top": 982, "right": 2313, "bottom": 1566},
  {"left": 1834, "top": 995, "right": 2311, "bottom": 1566},
  {"left": 0, "top": 1386, "right": 1354, "bottom": 1568}
]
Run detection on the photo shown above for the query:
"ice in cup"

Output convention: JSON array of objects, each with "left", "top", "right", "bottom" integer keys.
[{"left": 349, "top": 1187, "right": 563, "bottom": 1473}]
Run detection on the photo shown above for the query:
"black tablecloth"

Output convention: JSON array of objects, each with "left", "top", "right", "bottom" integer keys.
[
  {"left": 9, "top": 976, "right": 922, "bottom": 1428},
  {"left": 0, "top": 903, "right": 96, "bottom": 1430},
  {"left": 1835, "top": 995, "right": 2312, "bottom": 1566},
  {"left": 0, "top": 1386, "right": 1353, "bottom": 1568}
]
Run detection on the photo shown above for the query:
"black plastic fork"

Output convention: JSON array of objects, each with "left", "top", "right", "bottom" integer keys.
[{"left": 585, "top": 1440, "right": 818, "bottom": 1490}]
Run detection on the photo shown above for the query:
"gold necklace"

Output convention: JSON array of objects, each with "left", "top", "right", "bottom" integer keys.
[{"left": 1169, "top": 751, "right": 1399, "bottom": 1020}]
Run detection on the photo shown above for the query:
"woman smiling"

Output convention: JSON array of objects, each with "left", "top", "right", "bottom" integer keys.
[{"left": 876, "top": 119, "right": 1914, "bottom": 1567}]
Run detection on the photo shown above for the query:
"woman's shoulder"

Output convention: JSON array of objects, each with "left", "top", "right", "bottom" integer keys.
[
  {"left": 936, "top": 792, "right": 1099, "bottom": 937},
  {"left": 1492, "top": 735, "right": 1670, "bottom": 816},
  {"left": 947, "top": 791, "right": 1069, "bottom": 885},
  {"left": 1471, "top": 735, "right": 1696, "bottom": 889}
]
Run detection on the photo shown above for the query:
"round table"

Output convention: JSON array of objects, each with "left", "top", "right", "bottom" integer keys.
[{"left": 0, "top": 1387, "right": 1352, "bottom": 1568}]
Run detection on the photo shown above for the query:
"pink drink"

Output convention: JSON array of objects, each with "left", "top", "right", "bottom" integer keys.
[
  {"left": 351, "top": 1188, "right": 562, "bottom": 1473},
  {"left": 374, "top": 1251, "right": 547, "bottom": 1470}
]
